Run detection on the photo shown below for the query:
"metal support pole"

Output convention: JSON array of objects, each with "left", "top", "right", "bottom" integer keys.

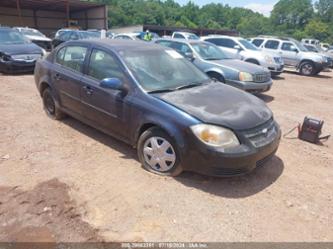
[{"left": 16, "top": 0, "right": 23, "bottom": 26}]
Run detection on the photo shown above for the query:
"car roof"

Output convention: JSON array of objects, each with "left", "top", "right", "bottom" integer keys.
[
  {"left": 65, "top": 39, "right": 164, "bottom": 52},
  {"left": 156, "top": 38, "right": 210, "bottom": 45}
]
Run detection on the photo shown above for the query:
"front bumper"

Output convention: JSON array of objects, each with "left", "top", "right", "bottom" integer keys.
[
  {"left": 0, "top": 60, "right": 36, "bottom": 73},
  {"left": 181, "top": 120, "right": 281, "bottom": 177},
  {"left": 226, "top": 79, "right": 273, "bottom": 93}
]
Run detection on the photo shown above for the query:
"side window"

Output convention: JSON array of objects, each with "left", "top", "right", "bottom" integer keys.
[
  {"left": 87, "top": 49, "right": 125, "bottom": 81},
  {"left": 170, "top": 42, "right": 191, "bottom": 55},
  {"left": 206, "top": 38, "right": 236, "bottom": 48},
  {"left": 55, "top": 47, "right": 66, "bottom": 65},
  {"left": 281, "top": 42, "right": 295, "bottom": 51},
  {"left": 174, "top": 33, "right": 185, "bottom": 39},
  {"left": 252, "top": 39, "right": 264, "bottom": 47},
  {"left": 62, "top": 46, "right": 87, "bottom": 72},
  {"left": 264, "top": 40, "right": 280, "bottom": 49}
]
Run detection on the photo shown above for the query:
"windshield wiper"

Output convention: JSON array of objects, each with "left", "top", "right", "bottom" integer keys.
[
  {"left": 148, "top": 88, "right": 176, "bottom": 94},
  {"left": 205, "top": 57, "right": 223, "bottom": 60},
  {"left": 148, "top": 83, "right": 202, "bottom": 94},
  {"left": 174, "top": 83, "right": 202, "bottom": 90}
]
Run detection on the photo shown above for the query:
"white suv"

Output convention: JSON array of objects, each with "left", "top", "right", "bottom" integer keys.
[
  {"left": 201, "top": 35, "right": 284, "bottom": 76},
  {"left": 251, "top": 37, "right": 329, "bottom": 76}
]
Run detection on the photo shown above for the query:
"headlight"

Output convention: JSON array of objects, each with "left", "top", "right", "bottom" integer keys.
[
  {"left": 264, "top": 55, "right": 273, "bottom": 64},
  {"left": 190, "top": 124, "right": 240, "bottom": 148},
  {"left": 239, "top": 71, "right": 253, "bottom": 82},
  {"left": 0, "top": 53, "right": 11, "bottom": 62}
]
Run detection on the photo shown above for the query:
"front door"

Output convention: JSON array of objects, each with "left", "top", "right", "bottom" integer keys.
[
  {"left": 80, "top": 48, "right": 130, "bottom": 140},
  {"left": 52, "top": 45, "right": 88, "bottom": 115},
  {"left": 280, "top": 42, "right": 300, "bottom": 66}
]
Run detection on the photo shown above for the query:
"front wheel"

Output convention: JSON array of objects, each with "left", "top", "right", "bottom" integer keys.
[
  {"left": 137, "top": 127, "right": 183, "bottom": 176},
  {"left": 299, "top": 61, "right": 315, "bottom": 76},
  {"left": 207, "top": 72, "right": 225, "bottom": 83}
]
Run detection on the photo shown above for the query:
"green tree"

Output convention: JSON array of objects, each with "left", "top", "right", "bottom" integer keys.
[{"left": 271, "top": 0, "right": 314, "bottom": 33}]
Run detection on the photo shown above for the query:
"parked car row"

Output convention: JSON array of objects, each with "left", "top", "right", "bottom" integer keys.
[{"left": 250, "top": 36, "right": 331, "bottom": 75}]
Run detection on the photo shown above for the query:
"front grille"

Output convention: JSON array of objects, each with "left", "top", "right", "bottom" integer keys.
[
  {"left": 253, "top": 72, "right": 271, "bottom": 83},
  {"left": 11, "top": 54, "right": 41, "bottom": 61},
  {"left": 243, "top": 118, "right": 278, "bottom": 148}
]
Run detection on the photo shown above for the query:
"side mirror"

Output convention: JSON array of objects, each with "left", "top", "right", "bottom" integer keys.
[
  {"left": 290, "top": 46, "right": 298, "bottom": 53},
  {"left": 234, "top": 45, "right": 242, "bottom": 51},
  {"left": 184, "top": 51, "right": 195, "bottom": 61},
  {"left": 100, "top": 78, "right": 124, "bottom": 91}
]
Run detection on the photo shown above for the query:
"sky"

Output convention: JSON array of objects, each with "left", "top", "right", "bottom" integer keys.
[{"left": 174, "top": 0, "right": 279, "bottom": 17}]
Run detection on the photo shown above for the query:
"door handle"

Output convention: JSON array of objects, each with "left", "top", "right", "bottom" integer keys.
[
  {"left": 54, "top": 73, "right": 61, "bottom": 81},
  {"left": 83, "top": 86, "right": 94, "bottom": 95}
]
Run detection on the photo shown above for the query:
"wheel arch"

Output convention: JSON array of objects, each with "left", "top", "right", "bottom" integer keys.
[{"left": 245, "top": 58, "right": 260, "bottom": 65}]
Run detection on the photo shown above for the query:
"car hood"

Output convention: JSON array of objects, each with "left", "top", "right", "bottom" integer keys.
[
  {"left": 211, "top": 59, "right": 268, "bottom": 74},
  {"left": 153, "top": 82, "right": 272, "bottom": 130},
  {"left": 25, "top": 35, "right": 51, "bottom": 42},
  {"left": 0, "top": 43, "right": 42, "bottom": 55}
]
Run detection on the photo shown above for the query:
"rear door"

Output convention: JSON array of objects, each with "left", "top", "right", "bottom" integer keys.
[
  {"left": 80, "top": 48, "right": 130, "bottom": 139},
  {"left": 52, "top": 45, "right": 88, "bottom": 115}
]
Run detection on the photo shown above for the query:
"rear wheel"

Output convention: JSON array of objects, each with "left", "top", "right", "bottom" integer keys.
[
  {"left": 299, "top": 61, "right": 315, "bottom": 76},
  {"left": 42, "top": 88, "right": 65, "bottom": 120},
  {"left": 137, "top": 127, "right": 183, "bottom": 176}
]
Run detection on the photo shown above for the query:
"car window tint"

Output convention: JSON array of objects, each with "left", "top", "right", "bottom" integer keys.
[
  {"left": 169, "top": 42, "right": 191, "bottom": 55},
  {"left": 156, "top": 40, "right": 172, "bottom": 47},
  {"left": 205, "top": 38, "right": 236, "bottom": 48},
  {"left": 174, "top": 33, "right": 184, "bottom": 39},
  {"left": 281, "top": 42, "right": 294, "bottom": 51},
  {"left": 62, "top": 46, "right": 87, "bottom": 72},
  {"left": 55, "top": 47, "right": 66, "bottom": 65},
  {"left": 264, "top": 40, "right": 280, "bottom": 49},
  {"left": 87, "top": 49, "right": 125, "bottom": 81},
  {"left": 252, "top": 39, "right": 264, "bottom": 47}
]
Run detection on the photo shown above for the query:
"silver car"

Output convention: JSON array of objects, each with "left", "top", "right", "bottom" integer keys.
[
  {"left": 251, "top": 36, "right": 329, "bottom": 76},
  {"left": 155, "top": 39, "right": 272, "bottom": 93},
  {"left": 201, "top": 35, "right": 284, "bottom": 76}
]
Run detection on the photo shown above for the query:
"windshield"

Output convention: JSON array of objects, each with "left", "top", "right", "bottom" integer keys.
[
  {"left": 291, "top": 39, "right": 308, "bottom": 52},
  {"left": 238, "top": 39, "right": 259, "bottom": 51},
  {"left": 191, "top": 42, "right": 230, "bottom": 60},
  {"left": 0, "top": 29, "right": 29, "bottom": 45},
  {"left": 121, "top": 49, "right": 209, "bottom": 92},
  {"left": 304, "top": 45, "right": 318, "bottom": 52},
  {"left": 79, "top": 31, "right": 101, "bottom": 39},
  {"left": 21, "top": 29, "right": 45, "bottom": 37}
]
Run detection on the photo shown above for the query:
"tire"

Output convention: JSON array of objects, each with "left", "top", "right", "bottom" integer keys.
[
  {"left": 42, "top": 88, "right": 65, "bottom": 120},
  {"left": 207, "top": 72, "right": 225, "bottom": 83},
  {"left": 137, "top": 127, "right": 183, "bottom": 176},
  {"left": 299, "top": 61, "right": 315, "bottom": 76}
]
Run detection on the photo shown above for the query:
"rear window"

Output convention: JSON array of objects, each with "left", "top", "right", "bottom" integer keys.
[
  {"left": 56, "top": 46, "right": 87, "bottom": 72},
  {"left": 264, "top": 40, "right": 280, "bottom": 49},
  {"left": 252, "top": 39, "right": 264, "bottom": 47},
  {"left": 205, "top": 38, "right": 237, "bottom": 48}
]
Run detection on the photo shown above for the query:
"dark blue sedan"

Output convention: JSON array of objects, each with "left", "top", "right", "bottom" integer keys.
[{"left": 34, "top": 39, "right": 281, "bottom": 176}]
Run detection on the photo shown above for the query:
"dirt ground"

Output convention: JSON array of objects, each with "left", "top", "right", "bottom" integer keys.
[{"left": 0, "top": 71, "right": 332, "bottom": 242}]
